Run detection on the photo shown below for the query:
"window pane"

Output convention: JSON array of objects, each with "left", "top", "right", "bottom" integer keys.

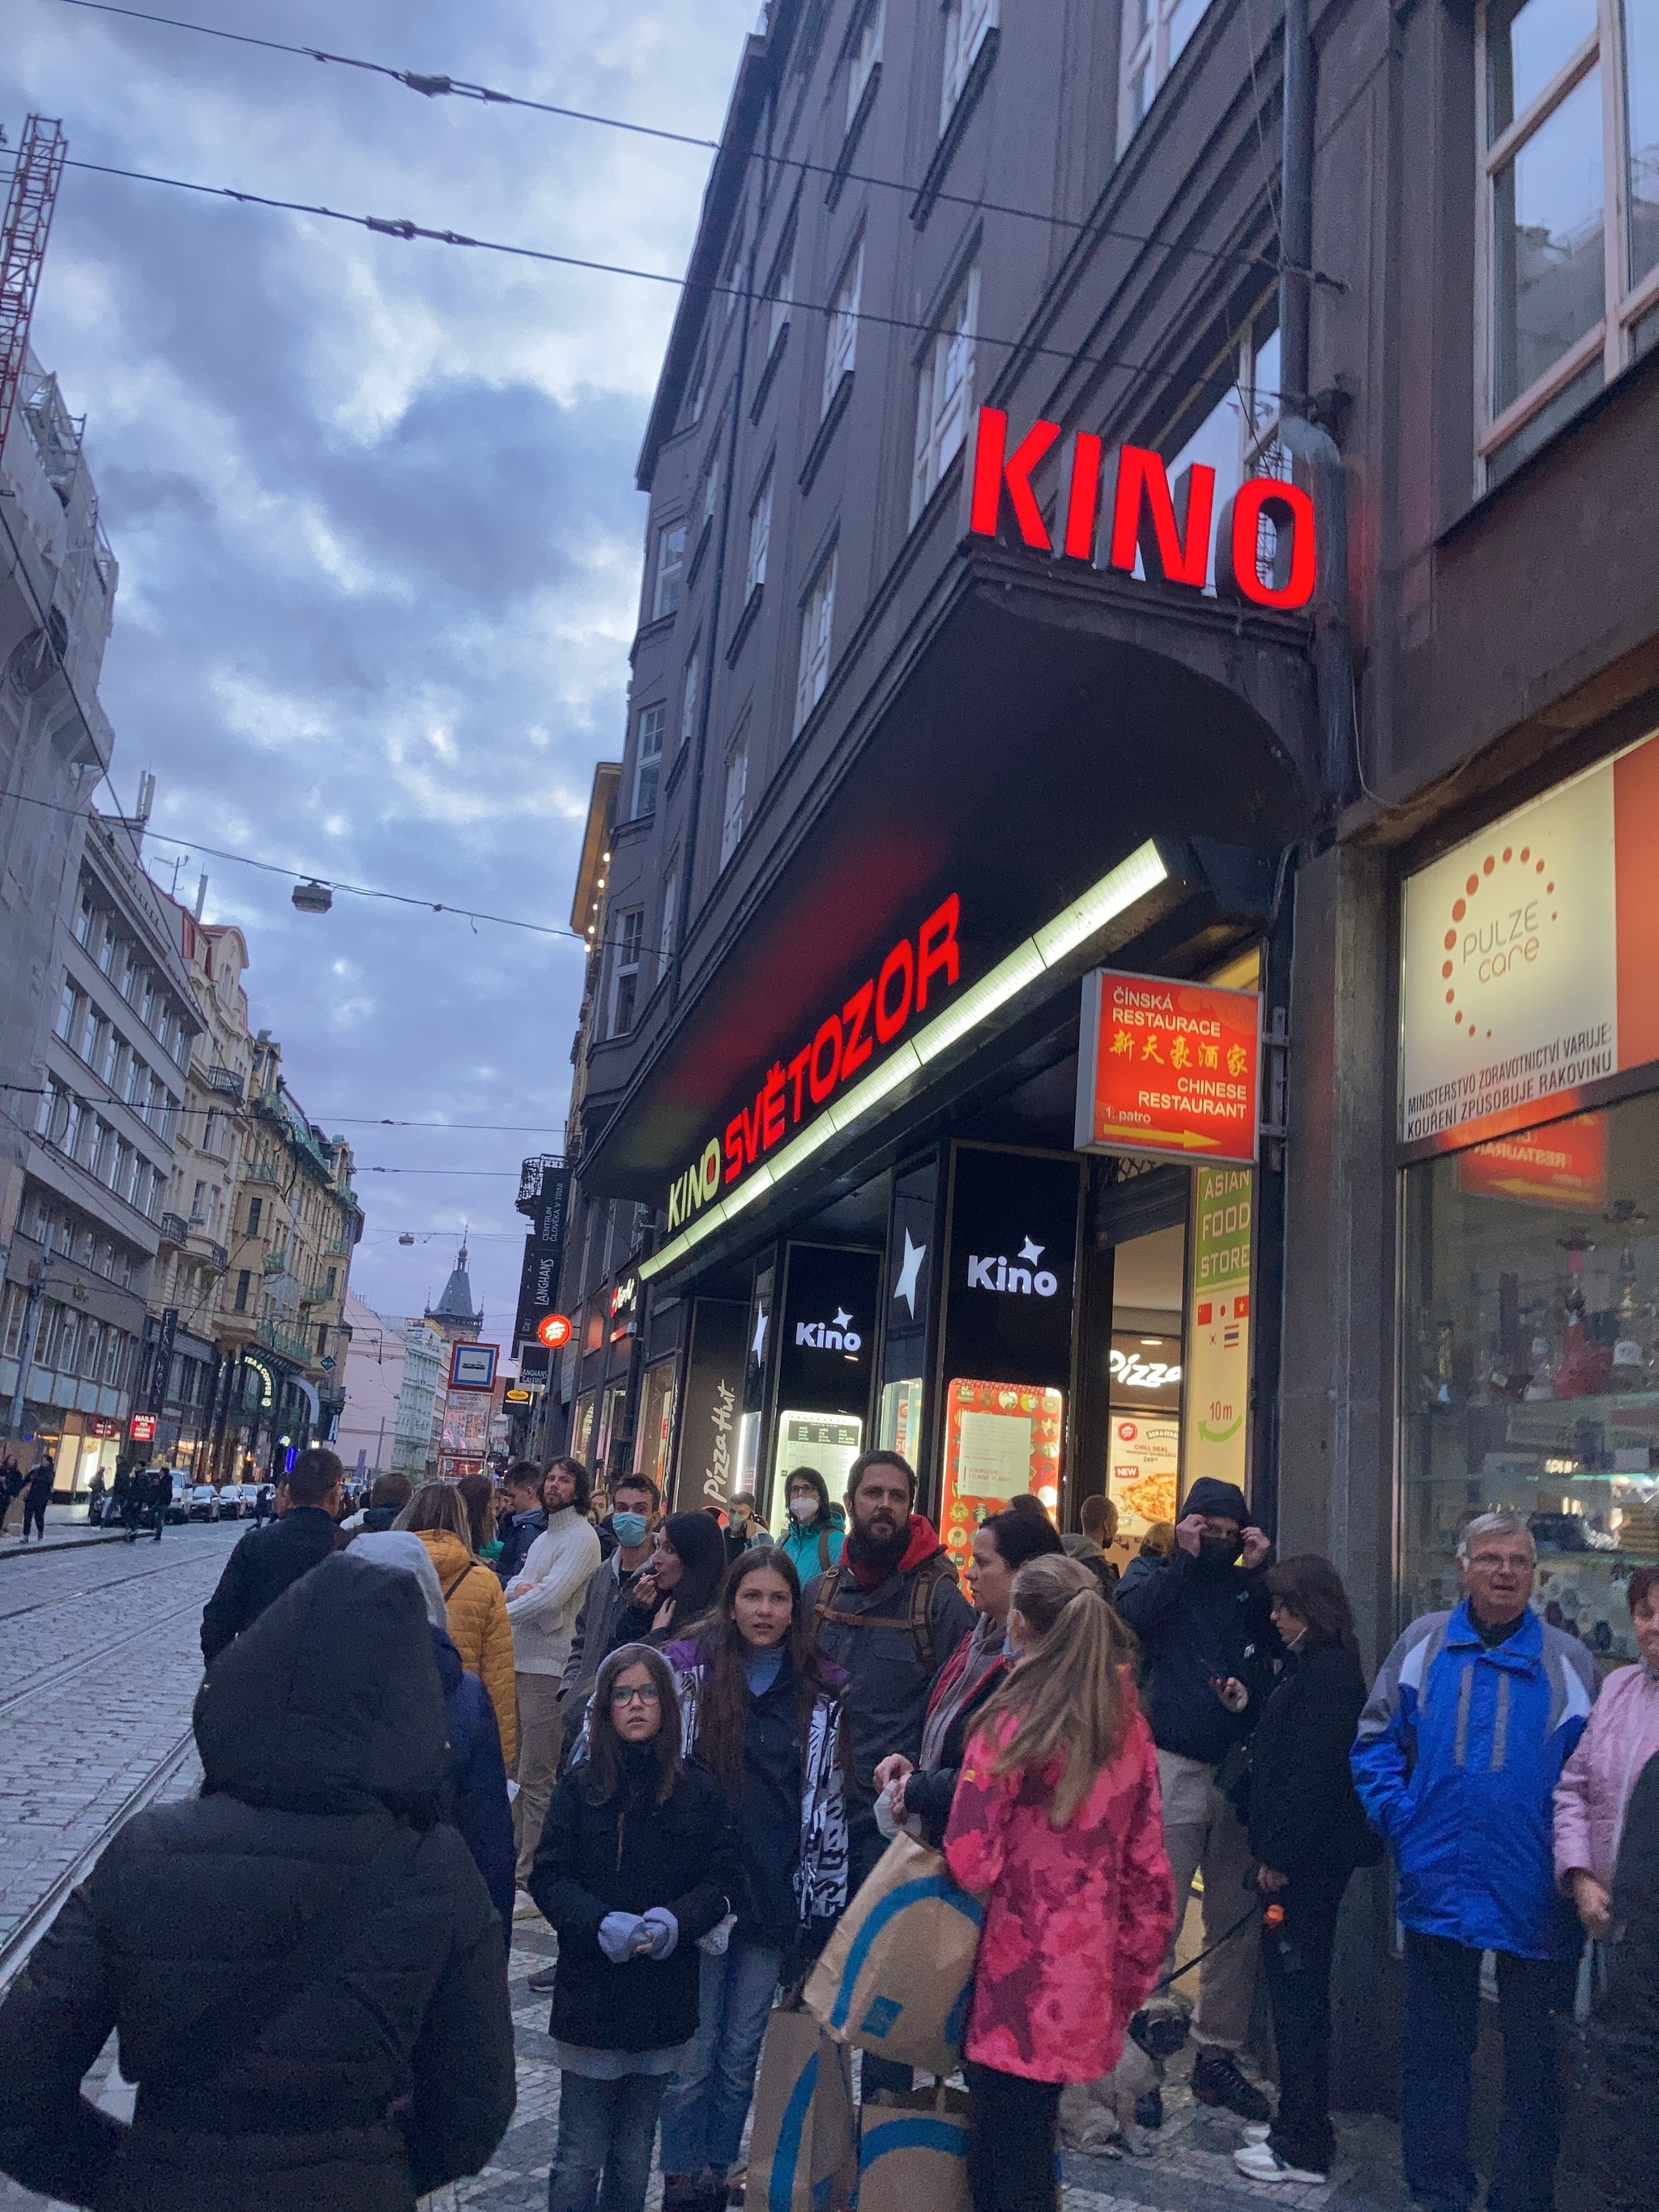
[
  {"left": 1487, "top": 352, "right": 1603, "bottom": 481},
  {"left": 1487, "top": 0, "right": 1597, "bottom": 142},
  {"left": 1626, "top": 0, "right": 1659, "bottom": 290},
  {"left": 1633, "top": 297, "right": 1659, "bottom": 360},
  {"left": 1491, "top": 65, "right": 1605, "bottom": 413},
  {"left": 1167, "top": 0, "right": 1214, "bottom": 70}
]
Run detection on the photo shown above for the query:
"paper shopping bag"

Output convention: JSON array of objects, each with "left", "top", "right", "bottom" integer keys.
[
  {"left": 803, "top": 1832, "right": 983, "bottom": 2076},
  {"left": 745, "top": 2005, "right": 857, "bottom": 2212},
  {"left": 856, "top": 2086, "right": 971, "bottom": 2212}
]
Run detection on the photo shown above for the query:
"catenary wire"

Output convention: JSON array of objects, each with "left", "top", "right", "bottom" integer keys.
[{"left": 39, "top": 0, "right": 1335, "bottom": 288}]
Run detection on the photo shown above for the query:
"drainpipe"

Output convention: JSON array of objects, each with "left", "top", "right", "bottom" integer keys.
[{"left": 1276, "top": 0, "right": 1356, "bottom": 814}]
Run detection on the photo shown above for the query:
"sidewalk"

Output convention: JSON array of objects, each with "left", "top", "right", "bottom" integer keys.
[{"left": 0, "top": 1499, "right": 135, "bottom": 1558}]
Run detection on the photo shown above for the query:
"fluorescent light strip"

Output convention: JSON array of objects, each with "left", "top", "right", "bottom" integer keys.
[{"left": 638, "top": 838, "right": 1168, "bottom": 1281}]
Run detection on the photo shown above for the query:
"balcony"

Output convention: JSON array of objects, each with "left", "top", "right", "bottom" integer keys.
[
  {"left": 516, "top": 1151, "right": 568, "bottom": 1216},
  {"left": 204, "top": 1064, "right": 244, "bottom": 1098},
  {"left": 188, "top": 1229, "right": 228, "bottom": 1272},
  {"left": 255, "top": 1316, "right": 313, "bottom": 1367},
  {"left": 159, "top": 1211, "right": 189, "bottom": 1247},
  {"left": 298, "top": 1277, "right": 333, "bottom": 1306},
  {"left": 246, "top": 1159, "right": 282, "bottom": 1187},
  {"left": 263, "top": 1250, "right": 290, "bottom": 1276}
]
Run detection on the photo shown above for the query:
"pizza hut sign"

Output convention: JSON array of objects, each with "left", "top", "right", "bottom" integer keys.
[{"left": 964, "top": 406, "right": 1316, "bottom": 612}]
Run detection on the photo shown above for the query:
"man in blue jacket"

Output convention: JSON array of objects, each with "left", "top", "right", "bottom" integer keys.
[{"left": 1352, "top": 1511, "right": 1599, "bottom": 2212}]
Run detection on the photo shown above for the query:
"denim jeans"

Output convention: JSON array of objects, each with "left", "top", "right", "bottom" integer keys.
[
  {"left": 659, "top": 1943, "right": 783, "bottom": 2176},
  {"left": 548, "top": 2069, "right": 672, "bottom": 2212},
  {"left": 1400, "top": 1933, "right": 1574, "bottom": 2212}
]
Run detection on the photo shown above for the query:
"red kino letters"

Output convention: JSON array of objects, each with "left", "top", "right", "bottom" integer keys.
[
  {"left": 667, "top": 894, "right": 962, "bottom": 1231},
  {"left": 966, "top": 405, "right": 1316, "bottom": 612}
]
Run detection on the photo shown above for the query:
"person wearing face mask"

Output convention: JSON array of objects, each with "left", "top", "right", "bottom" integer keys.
[
  {"left": 873, "top": 1504, "right": 1064, "bottom": 1846},
  {"left": 607, "top": 1513, "right": 731, "bottom": 1653},
  {"left": 776, "top": 1467, "right": 845, "bottom": 1579},
  {"left": 1113, "top": 1477, "right": 1277, "bottom": 2123},
  {"left": 563, "top": 1474, "right": 665, "bottom": 1720}
]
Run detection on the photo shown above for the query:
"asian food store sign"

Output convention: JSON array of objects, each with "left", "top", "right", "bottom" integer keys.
[{"left": 1400, "top": 727, "right": 1659, "bottom": 1153}]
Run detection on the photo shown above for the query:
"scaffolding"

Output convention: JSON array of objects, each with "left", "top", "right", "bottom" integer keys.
[{"left": 0, "top": 116, "right": 67, "bottom": 460}]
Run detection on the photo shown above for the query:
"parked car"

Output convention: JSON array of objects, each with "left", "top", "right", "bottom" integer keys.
[
  {"left": 223, "top": 1482, "right": 258, "bottom": 1519},
  {"left": 186, "top": 1482, "right": 222, "bottom": 1522},
  {"left": 162, "top": 1473, "right": 190, "bottom": 1524}
]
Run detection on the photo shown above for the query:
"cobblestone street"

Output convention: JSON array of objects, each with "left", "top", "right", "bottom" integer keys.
[{"left": 0, "top": 1533, "right": 1416, "bottom": 2212}]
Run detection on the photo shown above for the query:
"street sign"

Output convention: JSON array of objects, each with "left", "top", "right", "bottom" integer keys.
[
  {"left": 504, "top": 1386, "right": 533, "bottom": 1403},
  {"left": 449, "top": 1341, "right": 499, "bottom": 1392},
  {"left": 320, "top": 1354, "right": 336, "bottom": 1371},
  {"left": 535, "top": 1312, "right": 573, "bottom": 1349},
  {"left": 1075, "top": 969, "right": 1260, "bottom": 1167}
]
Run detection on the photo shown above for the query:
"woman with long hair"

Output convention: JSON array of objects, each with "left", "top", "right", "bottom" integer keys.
[
  {"left": 657, "top": 1549, "right": 849, "bottom": 2212},
  {"left": 1232, "top": 1554, "right": 1380, "bottom": 2185},
  {"left": 456, "top": 1472, "right": 504, "bottom": 1563},
  {"left": 395, "top": 1482, "right": 517, "bottom": 1766},
  {"left": 529, "top": 1644, "right": 743, "bottom": 2212},
  {"left": 607, "top": 1512, "right": 730, "bottom": 1652},
  {"left": 873, "top": 1505, "right": 1064, "bottom": 1844},
  {"left": 945, "top": 1554, "right": 1174, "bottom": 2212}
]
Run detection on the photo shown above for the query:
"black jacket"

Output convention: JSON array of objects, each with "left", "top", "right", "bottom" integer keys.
[
  {"left": 1244, "top": 1640, "right": 1381, "bottom": 1877},
  {"left": 433, "top": 1628, "right": 516, "bottom": 1948},
  {"left": 528, "top": 1753, "right": 742, "bottom": 2053},
  {"left": 1115, "top": 1544, "right": 1278, "bottom": 1767},
  {"left": 199, "top": 1507, "right": 342, "bottom": 1662},
  {"left": 494, "top": 1507, "right": 546, "bottom": 1588},
  {"left": 905, "top": 1653, "right": 1009, "bottom": 1848},
  {"left": 0, "top": 1553, "right": 514, "bottom": 2212}
]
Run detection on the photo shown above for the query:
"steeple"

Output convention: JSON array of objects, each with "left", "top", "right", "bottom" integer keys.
[{"left": 424, "top": 1233, "right": 483, "bottom": 1344}]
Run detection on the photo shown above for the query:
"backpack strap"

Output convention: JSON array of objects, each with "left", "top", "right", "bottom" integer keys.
[
  {"left": 817, "top": 1528, "right": 831, "bottom": 1574},
  {"left": 812, "top": 1553, "right": 958, "bottom": 1671},
  {"left": 441, "top": 1562, "right": 477, "bottom": 1602}
]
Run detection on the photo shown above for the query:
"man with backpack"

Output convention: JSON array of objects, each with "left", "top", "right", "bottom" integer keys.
[{"left": 803, "top": 1449, "right": 975, "bottom": 2095}]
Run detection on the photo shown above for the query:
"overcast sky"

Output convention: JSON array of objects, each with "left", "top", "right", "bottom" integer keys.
[{"left": 3, "top": 0, "right": 756, "bottom": 1343}]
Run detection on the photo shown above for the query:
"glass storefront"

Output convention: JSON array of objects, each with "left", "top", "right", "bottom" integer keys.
[{"left": 1400, "top": 1094, "right": 1659, "bottom": 1660}]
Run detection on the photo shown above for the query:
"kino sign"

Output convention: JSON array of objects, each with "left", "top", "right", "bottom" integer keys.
[{"left": 964, "top": 406, "right": 1317, "bottom": 611}]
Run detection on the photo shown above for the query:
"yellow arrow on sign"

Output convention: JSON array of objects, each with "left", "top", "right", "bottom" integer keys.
[{"left": 1094, "top": 1123, "right": 1224, "bottom": 1151}]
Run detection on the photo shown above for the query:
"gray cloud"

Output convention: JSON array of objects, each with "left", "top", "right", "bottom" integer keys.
[{"left": 2, "top": 0, "right": 756, "bottom": 1336}]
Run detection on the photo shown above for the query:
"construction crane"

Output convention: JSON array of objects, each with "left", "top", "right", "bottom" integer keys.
[{"left": 0, "top": 116, "right": 67, "bottom": 459}]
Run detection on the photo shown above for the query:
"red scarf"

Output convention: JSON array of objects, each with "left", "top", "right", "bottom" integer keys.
[{"left": 844, "top": 1511, "right": 942, "bottom": 1592}]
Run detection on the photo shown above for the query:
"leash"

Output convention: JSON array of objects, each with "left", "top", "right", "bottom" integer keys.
[{"left": 1151, "top": 1900, "right": 1261, "bottom": 1993}]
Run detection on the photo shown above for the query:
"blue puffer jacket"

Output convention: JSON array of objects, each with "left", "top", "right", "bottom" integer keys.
[{"left": 1351, "top": 1601, "right": 1598, "bottom": 1959}]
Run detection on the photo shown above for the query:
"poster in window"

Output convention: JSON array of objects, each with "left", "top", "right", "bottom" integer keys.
[{"left": 937, "top": 1376, "right": 1063, "bottom": 1575}]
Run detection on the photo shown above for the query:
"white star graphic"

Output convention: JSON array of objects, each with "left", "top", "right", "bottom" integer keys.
[
  {"left": 832, "top": 1308, "right": 853, "bottom": 1331},
  {"left": 751, "top": 1311, "right": 769, "bottom": 1362},
  {"left": 893, "top": 1230, "right": 927, "bottom": 1319},
  {"left": 1017, "top": 1237, "right": 1046, "bottom": 1265}
]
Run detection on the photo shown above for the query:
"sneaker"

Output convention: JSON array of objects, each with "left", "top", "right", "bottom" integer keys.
[
  {"left": 527, "top": 1963, "right": 558, "bottom": 1993},
  {"left": 1243, "top": 2122, "right": 1273, "bottom": 2144},
  {"left": 513, "top": 1888, "right": 541, "bottom": 1920},
  {"left": 1192, "top": 2049, "right": 1272, "bottom": 2124},
  {"left": 1132, "top": 2087, "right": 1163, "bottom": 2130},
  {"left": 1233, "top": 2142, "right": 1326, "bottom": 2184}
]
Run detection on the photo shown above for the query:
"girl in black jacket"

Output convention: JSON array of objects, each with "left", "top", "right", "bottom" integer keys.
[
  {"left": 1233, "top": 1555, "right": 1380, "bottom": 2188},
  {"left": 530, "top": 1643, "right": 743, "bottom": 2212}
]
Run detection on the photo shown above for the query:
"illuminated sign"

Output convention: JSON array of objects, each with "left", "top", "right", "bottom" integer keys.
[
  {"left": 535, "top": 1312, "right": 574, "bottom": 1349},
  {"left": 666, "top": 893, "right": 962, "bottom": 1231},
  {"left": 1076, "top": 969, "right": 1260, "bottom": 1166},
  {"left": 1454, "top": 1115, "right": 1607, "bottom": 1208},
  {"left": 128, "top": 1413, "right": 157, "bottom": 1442},
  {"left": 450, "top": 1341, "right": 499, "bottom": 1392},
  {"left": 504, "top": 1386, "right": 534, "bottom": 1403},
  {"left": 965, "top": 407, "right": 1317, "bottom": 611}
]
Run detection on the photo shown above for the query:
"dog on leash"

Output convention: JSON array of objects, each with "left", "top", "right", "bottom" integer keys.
[{"left": 1058, "top": 2002, "right": 1189, "bottom": 2158}]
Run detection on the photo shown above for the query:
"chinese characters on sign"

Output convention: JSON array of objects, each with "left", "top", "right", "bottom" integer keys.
[
  {"left": 1182, "top": 1167, "right": 1254, "bottom": 1502},
  {"left": 1075, "top": 970, "right": 1260, "bottom": 1167}
]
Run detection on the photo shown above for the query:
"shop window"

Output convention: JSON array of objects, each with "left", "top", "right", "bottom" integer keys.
[
  {"left": 720, "top": 732, "right": 749, "bottom": 868},
  {"left": 651, "top": 521, "right": 687, "bottom": 620},
  {"left": 1119, "top": 0, "right": 1217, "bottom": 151},
  {"left": 847, "top": 0, "right": 885, "bottom": 129},
  {"left": 745, "top": 467, "right": 773, "bottom": 599},
  {"left": 608, "top": 908, "right": 644, "bottom": 1037},
  {"left": 1478, "top": 0, "right": 1659, "bottom": 488},
  {"left": 1400, "top": 1094, "right": 1659, "bottom": 1658},
  {"left": 795, "top": 547, "right": 838, "bottom": 733},
  {"left": 633, "top": 702, "right": 665, "bottom": 819},
  {"left": 911, "top": 266, "right": 979, "bottom": 522},
  {"left": 940, "top": 0, "right": 997, "bottom": 132},
  {"left": 823, "top": 237, "right": 864, "bottom": 418}
]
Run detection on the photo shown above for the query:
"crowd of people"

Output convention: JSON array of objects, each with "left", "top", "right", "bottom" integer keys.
[{"left": 0, "top": 1443, "right": 1652, "bottom": 2212}]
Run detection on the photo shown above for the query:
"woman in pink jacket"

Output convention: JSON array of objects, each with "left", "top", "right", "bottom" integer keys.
[
  {"left": 945, "top": 1553, "right": 1175, "bottom": 2212},
  {"left": 1555, "top": 1562, "right": 1659, "bottom": 1937}
]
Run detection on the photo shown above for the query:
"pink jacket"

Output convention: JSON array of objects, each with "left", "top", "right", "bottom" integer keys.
[
  {"left": 1554, "top": 1660, "right": 1659, "bottom": 1890},
  {"left": 944, "top": 1703, "right": 1174, "bottom": 2082}
]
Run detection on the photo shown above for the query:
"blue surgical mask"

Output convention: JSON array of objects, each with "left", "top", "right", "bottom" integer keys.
[{"left": 612, "top": 1511, "right": 650, "bottom": 1547}]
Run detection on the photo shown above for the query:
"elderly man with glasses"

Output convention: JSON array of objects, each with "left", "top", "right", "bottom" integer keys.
[{"left": 1353, "top": 1511, "right": 1601, "bottom": 2212}]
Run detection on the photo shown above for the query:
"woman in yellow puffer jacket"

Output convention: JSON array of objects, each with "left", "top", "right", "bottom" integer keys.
[{"left": 399, "top": 1483, "right": 518, "bottom": 1765}]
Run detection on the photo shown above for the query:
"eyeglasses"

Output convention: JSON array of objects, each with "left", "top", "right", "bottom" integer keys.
[{"left": 610, "top": 1684, "right": 661, "bottom": 1707}]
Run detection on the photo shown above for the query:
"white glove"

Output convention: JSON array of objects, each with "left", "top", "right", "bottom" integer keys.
[
  {"left": 698, "top": 1912, "right": 737, "bottom": 1956},
  {"left": 599, "top": 1912, "right": 644, "bottom": 1963},
  {"left": 637, "top": 1907, "right": 679, "bottom": 1959},
  {"left": 874, "top": 1784, "right": 902, "bottom": 1839}
]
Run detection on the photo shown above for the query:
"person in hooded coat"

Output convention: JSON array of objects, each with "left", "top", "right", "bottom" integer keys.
[{"left": 0, "top": 1550, "right": 515, "bottom": 2212}]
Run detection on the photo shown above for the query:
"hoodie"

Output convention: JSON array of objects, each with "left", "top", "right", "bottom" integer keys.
[
  {"left": 803, "top": 1512, "right": 975, "bottom": 1822},
  {"left": 0, "top": 1554, "right": 515, "bottom": 2212}
]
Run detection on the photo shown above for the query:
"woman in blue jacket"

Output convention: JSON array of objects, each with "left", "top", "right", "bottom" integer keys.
[{"left": 775, "top": 1466, "right": 844, "bottom": 1579}]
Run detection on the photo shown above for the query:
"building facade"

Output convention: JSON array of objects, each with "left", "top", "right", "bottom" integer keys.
[
  {"left": 337, "top": 1290, "right": 446, "bottom": 1484},
  {"left": 552, "top": 0, "right": 1659, "bottom": 2095}
]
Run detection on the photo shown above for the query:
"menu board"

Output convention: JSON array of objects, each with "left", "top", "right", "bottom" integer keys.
[
  {"left": 774, "top": 1411, "right": 864, "bottom": 1498},
  {"left": 938, "top": 1376, "right": 1063, "bottom": 1575}
]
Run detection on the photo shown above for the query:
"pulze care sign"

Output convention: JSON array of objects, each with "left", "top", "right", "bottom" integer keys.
[
  {"left": 1075, "top": 969, "right": 1260, "bottom": 1167},
  {"left": 963, "top": 406, "right": 1316, "bottom": 610}
]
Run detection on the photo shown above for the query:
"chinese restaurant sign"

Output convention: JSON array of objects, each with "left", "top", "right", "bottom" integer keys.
[
  {"left": 1400, "top": 727, "right": 1659, "bottom": 1152},
  {"left": 964, "top": 407, "right": 1317, "bottom": 611},
  {"left": 1454, "top": 1115, "right": 1608, "bottom": 1209},
  {"left": 1075, "top": 970, "right": 1260, "bottom": 1167},
  {"left": 1182, "top": 1167, "right": 1254, "bottom": 1504}
]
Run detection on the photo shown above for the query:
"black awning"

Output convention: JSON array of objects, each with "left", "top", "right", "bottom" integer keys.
[{"left": 584, "top": 548, "right": 1316, "bottom": 1201}]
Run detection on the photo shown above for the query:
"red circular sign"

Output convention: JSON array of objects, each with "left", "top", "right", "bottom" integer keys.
[{"left": 535, "top": 1312, "right": 574, "bottom": 1349}]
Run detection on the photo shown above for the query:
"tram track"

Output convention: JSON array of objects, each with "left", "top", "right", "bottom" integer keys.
[
  {"left": 0, "top": 1545, "right": 213, "bottom": 1625},
  {"left": 0, "top": 1586, "right": 213, "bottom": 1718}
]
